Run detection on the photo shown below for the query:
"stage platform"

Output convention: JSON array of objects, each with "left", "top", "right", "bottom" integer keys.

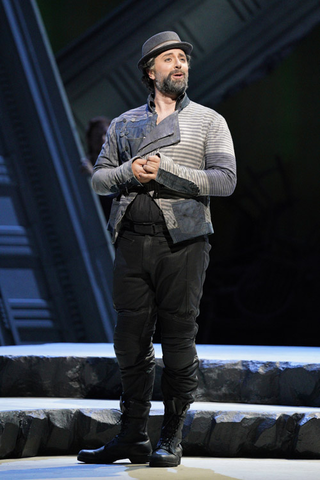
[
  {"left": 0, "top": 398, "right": 320, "bottom": 459},
  {"left": 1, "top": 343, "right": 320, "bottom": 405},
  {"left": 1, "top": 343, "right": 320, "bottom": 460}
]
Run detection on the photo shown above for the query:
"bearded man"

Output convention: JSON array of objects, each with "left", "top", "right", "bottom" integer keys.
[{"left": 77, "top": 31, "right": 236, "bottom": 468}]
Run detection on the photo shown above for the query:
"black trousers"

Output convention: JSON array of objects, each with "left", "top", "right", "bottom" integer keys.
[{"left": 113, "top": 228, "right": 211, "bottom": 406}]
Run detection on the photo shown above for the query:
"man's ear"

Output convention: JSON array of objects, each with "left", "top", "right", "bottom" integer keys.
[{"left": 147, "top": 68, "right": 155, "bottom": 80}]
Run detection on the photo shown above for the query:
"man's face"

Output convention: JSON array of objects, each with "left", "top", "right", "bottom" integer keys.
[{"left": 148, "top": 48, "right": 189, "bottom": 97}]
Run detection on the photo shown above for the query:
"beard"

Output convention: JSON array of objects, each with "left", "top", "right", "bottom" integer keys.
[{"left": 155, "top": 70, "right": 188, "bottom": 97}]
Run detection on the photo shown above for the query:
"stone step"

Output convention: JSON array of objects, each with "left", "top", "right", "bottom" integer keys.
[
  {"left": 0, "top": 398, "right": 320, "bottom": 460},
  {"left": 1, "top": 343, "right": 320, "bottom": 406}
]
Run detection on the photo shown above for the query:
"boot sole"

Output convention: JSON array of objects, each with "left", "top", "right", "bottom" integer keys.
[
  {"left": 77, "top": 441, "right": 152, "bottom": 465},
  {"left": 149, "top": 456, "right": 181, "bottom": 468},
  {"left": 77, "top": 453, "right": 150, "bottom": 464},
  {"left": 129, "top": 454, "right": 150, "bottom": 464}
]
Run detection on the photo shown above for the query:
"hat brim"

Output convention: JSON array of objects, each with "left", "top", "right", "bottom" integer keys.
[{"left": 138, "top": 41, "right": 193, "bottom": 70}]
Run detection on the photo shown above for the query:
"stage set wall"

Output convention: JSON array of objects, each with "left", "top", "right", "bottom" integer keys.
[
  {"left": 41, "top": 0, "right": 320, "bottom": 347},
  {"left": 0, "top": 0, "right": 318, "bottom": 347}
]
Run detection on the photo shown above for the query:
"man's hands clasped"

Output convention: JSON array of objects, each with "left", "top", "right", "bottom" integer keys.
[{"left": 132, "top": 155, "right": 160, "bottom": 184}]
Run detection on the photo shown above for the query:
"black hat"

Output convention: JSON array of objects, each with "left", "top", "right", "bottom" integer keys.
[{"left": 138, "top": 31, "right": 193, "bottom": 70}]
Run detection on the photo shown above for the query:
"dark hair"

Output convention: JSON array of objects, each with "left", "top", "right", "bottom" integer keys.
[
  {"left": 141, "top": 57, "right": 156, "bottom": 92},
  {"left": 86, "top": 116, "right": 111, "bottom": 140},
  {"left": 140, "top": 54, "right": 191, "bottom": 92}
]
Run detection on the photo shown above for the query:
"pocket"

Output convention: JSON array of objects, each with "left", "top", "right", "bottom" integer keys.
[{"left": 172, "top": 199, "right": 206, "bottom": 235}]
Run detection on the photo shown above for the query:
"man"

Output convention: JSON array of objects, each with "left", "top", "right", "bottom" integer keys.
[{"left": 77, "top": 31, "right": 236, "bottom": 468}]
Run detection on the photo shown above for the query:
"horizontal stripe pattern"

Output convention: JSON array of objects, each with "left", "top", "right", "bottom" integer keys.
[
  {"left": 93, "top": 98, "right": 236, "bottom": 243},
  {"left": 157, "top": 101, "right": 236, "bottom": 197}
]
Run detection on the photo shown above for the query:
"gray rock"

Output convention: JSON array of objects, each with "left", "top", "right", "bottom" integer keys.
[
  {"left": 1, "top": 402, "right": 320, "bottom": 459},
  {"left": 295, "top": 413, "right": 320, "bottom": 457},
  {"left": 2, "top": 356, "right": 320, "bottom": 407},
  {"left": 0, "top": 412, "right": 20, "bottom": 458}
]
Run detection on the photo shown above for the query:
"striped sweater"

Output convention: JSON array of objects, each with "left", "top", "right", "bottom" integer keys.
[{"left": 92, "top": 93, "right": 236, "bottom": 243}]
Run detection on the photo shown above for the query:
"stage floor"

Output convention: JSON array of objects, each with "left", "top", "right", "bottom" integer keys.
[
  {"left": 1, "top": 455, "right": 320, "bottom": 480},
  {"left": 1, "top": 398, "right": 320, "bottom": 414},
  {"left": 1, "top": 342, "right": 320, "bottom": 362}
]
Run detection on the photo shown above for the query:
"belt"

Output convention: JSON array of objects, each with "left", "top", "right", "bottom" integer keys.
[{"left": 122, "top": 220, "right": 167, "bottom": 235}]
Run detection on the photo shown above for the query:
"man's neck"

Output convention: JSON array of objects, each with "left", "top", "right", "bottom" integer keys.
[{"left": 153, "top": 89, "right": 177, "bottom": 124}]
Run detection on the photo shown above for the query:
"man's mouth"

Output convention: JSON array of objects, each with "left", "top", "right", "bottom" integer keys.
[{"left": 171, "top": 72, "right": 185, "bottom": 80}]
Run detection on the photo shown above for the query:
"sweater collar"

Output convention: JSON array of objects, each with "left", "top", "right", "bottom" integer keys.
[{"left": 147, "top": 91, "right": 190, "bottom": 113}]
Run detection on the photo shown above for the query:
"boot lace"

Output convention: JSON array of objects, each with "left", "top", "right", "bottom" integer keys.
[
  {"left": 159, "top": 414, "right": 182, "bottom": 450},
  {"left": 117, "top": 413, "right": 130, "bottom": 439}
]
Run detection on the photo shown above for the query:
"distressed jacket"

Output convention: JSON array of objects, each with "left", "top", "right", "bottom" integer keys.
[{"left": 92, "top": 93, "right": 236, "bottom": 244}]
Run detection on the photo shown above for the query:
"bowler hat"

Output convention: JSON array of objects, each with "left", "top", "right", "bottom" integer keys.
[{"left": 138, "top": 31, "right": 193, "bottom": 70}]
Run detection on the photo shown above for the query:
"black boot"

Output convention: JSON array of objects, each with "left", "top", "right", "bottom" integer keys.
[
  {"left": 77, "top": 397, "right": 152, "bottom": 464},
  {"left": 149, "top": 398, "right": 189, "bottom": 467}
]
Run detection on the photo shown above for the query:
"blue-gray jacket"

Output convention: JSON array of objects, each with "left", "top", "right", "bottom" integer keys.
[{"left": 92, "top": 93, "right": 236, "bottom": 244}]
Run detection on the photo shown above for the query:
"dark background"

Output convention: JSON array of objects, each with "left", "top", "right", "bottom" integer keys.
[{"left": 36, "top": 0, "right": 320, "bottom": 346}]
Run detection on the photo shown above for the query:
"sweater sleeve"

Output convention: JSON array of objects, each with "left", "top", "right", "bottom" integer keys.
[
  {"left": 156, "top": 116, "right": 236, "bottom": 197},
  {"left": 91, "top": 120, "right": 141, "bottom": 195}
]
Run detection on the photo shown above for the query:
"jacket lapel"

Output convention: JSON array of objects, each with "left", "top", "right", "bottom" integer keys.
[{"left": 137, "top": 111, "right": 180, "bottom": 157}]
